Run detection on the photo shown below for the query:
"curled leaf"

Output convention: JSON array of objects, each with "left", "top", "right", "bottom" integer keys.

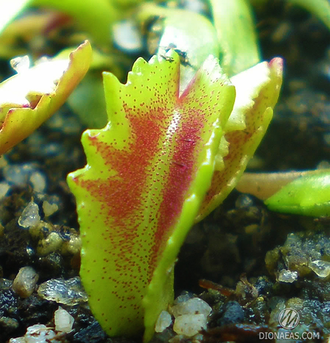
[
  {"left": 196, "top": 57, "right": 283, "bottom": 222},
  {"left": 67, "top": 51, "right": 235, "bottom": 340},
  {"left": 0, "top": 40, "right": 92, "bottom": 155}
]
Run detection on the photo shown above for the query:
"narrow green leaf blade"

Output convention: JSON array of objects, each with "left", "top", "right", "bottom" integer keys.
[
  {"left": 210, "top": 0, "right": 260, "bottom": 76},
  {"left": 265, "top": 171, "right": 330, "bottom": 217}
]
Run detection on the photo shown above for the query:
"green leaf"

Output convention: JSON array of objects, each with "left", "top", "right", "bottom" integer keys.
[
  {"left": 249, "top": 0, "right": 330, "bottom": 31},
  {"left": 0, "top": 0, "right": 31, "bottom": 34},
  {"left": 265, "top": 170, "right": 330, "bottom": 217},
  {"left": 31, "top": 0, "right": 119, "bottom": 46},
  {"left": 68, "top": 71, "right": 107, "bottom": 129},
  {"left": 210, "top": 0, "right": 261, "bottom": 76},
  {"left": 0, "top": 12, "right": 49, "bottom": 58},
  {"left": 196, "top": 57, "right": 283, "bottom": 222},
  {"left": 286, "top": 0, "right": 330, "bottom": 31},
  {"left": 136, "top": 4, "right": 219, "bottom": 90},
  {"left": 67, "top": 51, "right": 235, "bottom": 340},
  {"left": 0, "top": 40, "right": 92, "bottom": 155},
  {"left": 236, "top": 169, "right": 330, "bottom": 200}
]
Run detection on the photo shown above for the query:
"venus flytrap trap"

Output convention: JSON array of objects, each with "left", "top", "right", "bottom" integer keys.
[
  {"left": 67, "top": 50, "right": 236, "bottom": 340},
  {"left": 0, "top": 40, "right": 91, "bottom": 155},
  {"left": 66, "top": 2, "right": 283, "bottom": 341},
  {"left": 67, "top": 48, "right": 283, "bottom": 340}
]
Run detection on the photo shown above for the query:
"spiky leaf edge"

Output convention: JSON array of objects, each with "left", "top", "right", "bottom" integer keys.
[{"left": 67, "top": 52, "right": 236, "bottom": 340}]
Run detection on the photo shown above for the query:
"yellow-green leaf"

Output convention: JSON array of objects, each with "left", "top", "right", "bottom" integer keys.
[
  {"left": 210, "top": 0, "right": 260, "bottom": 76},
  {"left": 196, "top": 58, "right": 283, "bottom": 222},
  {"left": 0, "top": 0, "right": 31, "bottom": 34},
  {"left": 31, "top": 0, "right": 118, "bottom": 46},
  {"left": 264, "top": 170, "right": 330, "bottom": 217},
  {"left": 67, "top": 51, "right": 235, "bottom": 340},
  {"left": 0, "top": 40, "right": 92, "bottom": 155}
]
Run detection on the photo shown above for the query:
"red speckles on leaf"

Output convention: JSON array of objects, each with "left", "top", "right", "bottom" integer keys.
[
  {"left": 67, "top": 52, "right": 235, "bottom": 339},
  {"left": 196, "top": 58, "right": 283, "bottom": 222}
]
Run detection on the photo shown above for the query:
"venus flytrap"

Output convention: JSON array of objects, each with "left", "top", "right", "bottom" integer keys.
[
  {"left": 67, "top": 50, "right": 236, "bottom": 340},
  {"left": 67, "top": 50, "right": 283, "bottom": 341},
  {"left": 66, "top": 2, "right": 283, "bottom": 341},
  {"left": 0, "top": 1, "right": 328, "bottom": 341}
]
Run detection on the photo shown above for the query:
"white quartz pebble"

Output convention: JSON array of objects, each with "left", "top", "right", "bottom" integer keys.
[
  {"left": 155, "top": 310, "right": 172, "bottom": 332},
  {"left": 12, "top": 266, "right": 39, "bottom": 298},
  {"left": 18, "top": 201, "right": 40, "bottom": 228},
  {"left": 54, "top": 307, "right": 74, "bottom": 333},
  {"left": 9, "top": 324, "right": 56, "bottom": 343},
  {"left": 173, "top": 313, "right": 207, "bottom": 337},
  {"left": 170, "top": 297, "right": 212, "bottom": 318}
]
